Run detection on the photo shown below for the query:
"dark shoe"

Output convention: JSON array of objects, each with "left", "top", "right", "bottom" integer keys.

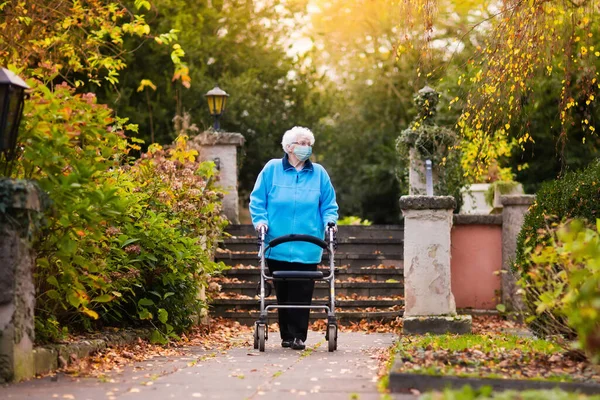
[
  {"left": 291, "top": 338, "right": 305, "bottom": 350},
  {"left": 281, "top": 340, "right": 293, "bottom": 348}
]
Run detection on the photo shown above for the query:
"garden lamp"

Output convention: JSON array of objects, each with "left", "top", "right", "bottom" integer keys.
[
  {"left": 205, "top": 85, "right": 229, "bottom": 131},
  {"left": 0, "top": 67, "right": 29, "bottom": 161}
]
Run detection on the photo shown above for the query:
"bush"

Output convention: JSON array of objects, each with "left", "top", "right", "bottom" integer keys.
[
  {"left": 521, "top": 219, "right": 600, "bottom": 361},
  {"left": 515, "top": 160, "right": 600, "bottom": 338},
  {"left": 14, "top": 81, "right": 227, "bottom": 343},
  {"left": 338, "top": 216, "right": 372, "bottom": 226}
]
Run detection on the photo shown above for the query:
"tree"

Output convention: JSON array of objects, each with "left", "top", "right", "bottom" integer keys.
[
  {"left": 0, "top": 0, "right": 188, "bottom": 87},
  {"left": 90, "top": 0, "right": 327, "bottom": 205},
  {"left": 450, "top": 0, "right": 600, "bottom": 179},
  {"left": 304, "top": 0, "right": 484, "bottom": 222}
]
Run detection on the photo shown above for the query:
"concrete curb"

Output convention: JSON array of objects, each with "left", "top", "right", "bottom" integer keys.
[
  {"left": 403, "top": 315, "right": 472, "bottom": 335},
  {"left": 389, "top": 361, "right": 600, "bottom": 394},
  {"left": 33, "top": 329, "right": 151, "bottom": 376}
]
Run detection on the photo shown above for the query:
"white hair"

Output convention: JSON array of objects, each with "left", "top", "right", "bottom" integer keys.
[{"left": 281, "top": 126, "right": 315, "bottom": 153}]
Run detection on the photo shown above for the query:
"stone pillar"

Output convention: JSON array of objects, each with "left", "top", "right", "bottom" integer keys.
[
  {"left": 399, "top": 195, "right": 471, "bottom": 334},
  {"left": 0, "top": 179, "right": 44, "bottom": 383},
  {"left": 189, "top": 130, "right": 245, "bottom": 224},
  {"left": 500, "top": 194, "right": 536, "bottom": 313},
  {"left": 408, "top": 149, "right": 439, "bottom": 195}
]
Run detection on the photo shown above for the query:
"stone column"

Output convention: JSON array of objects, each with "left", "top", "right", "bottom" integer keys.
[
  {"left": 408, "top": 148, "right": 426, "bottom": 195},
  {"left": 399, "top": 195, "right": 471, "bottom": 334},
  {"left": 0, "top": 179, "right": 44, "bottom": 383},
  {"left": 500, "top": 194, "right": 536, "bottom": 313},
  {"left": 408, "top": 149, "right": 439, "bottom": 195},
  {"left": 189, "top": 130, "right": 245, "bottom": 224}
]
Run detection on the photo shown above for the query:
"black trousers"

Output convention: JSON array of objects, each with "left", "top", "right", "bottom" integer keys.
[{"left": 266, "top": 258, "right": 317, "bottom": 342}]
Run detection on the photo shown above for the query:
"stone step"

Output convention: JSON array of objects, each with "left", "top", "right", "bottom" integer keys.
[
  {"left": 219, "top": 267, "right": 404, "bottom": 283},
  {"left": 211, "top": 298, "right": 404, "bottom": 308},
  {"left": 225, "top": 224, "right": 405, "bottom": 240},
  {"left": 215, "top": 252, "right": 404, "bottom": 269},
  {"left": 214, "top": 310, "right": 403, "bottom": 325},
  {"left": 219, "top": 237, "right": 403, "bottom": 254},
  {"left": 218, "top": 282, "right": 404, "bottom": 298}
]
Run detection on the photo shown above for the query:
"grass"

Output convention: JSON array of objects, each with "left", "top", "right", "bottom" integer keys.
[
  {"left": 399, "top": 333, "right": 563, "bottom": 355},
  {"left": 387, "top": 333, "right": 578, "bottom": 383},
  {"left": 378, "top": 341, "right": 400, "bottom": 392},
  {"left": 420, "top": 386, "right": 600, "bottom": 400}
]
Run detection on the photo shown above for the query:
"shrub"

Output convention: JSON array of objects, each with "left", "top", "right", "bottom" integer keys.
[
  {"left": 14, "top": 81, "right": 227, "bottom": 343},
  {"left": 515, "top": 160, "right": 600, "bottom": 338},
  {"left": 337, "top": 216, "right": 372, "bottom": 226},
  {"left": 521, "top": 219, "right": 600, "bottom": 361}
]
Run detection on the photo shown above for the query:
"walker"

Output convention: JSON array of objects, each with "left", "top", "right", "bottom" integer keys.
[{"left": 253, "top": 222, "right": 338, "bottom": 352}]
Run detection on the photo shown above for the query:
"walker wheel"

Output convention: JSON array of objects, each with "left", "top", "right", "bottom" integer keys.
[
  {"left": 327, "top": 324, "right": 337, "bottom": 352},
  {"left": 253, "top": 325, "right": 259, "bottom": 349},
  {"left": 258, "top": 324, "right": 266, "bottom": 352}
]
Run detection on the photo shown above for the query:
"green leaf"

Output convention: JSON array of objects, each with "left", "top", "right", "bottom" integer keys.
[
  {"left": 158, "top": 308, "right": 168, "bottom": 324},
  {"left": 163, "top": 292, "right": 175, "bottom": 299},
  {"left": 46, "top": 289, "right": 61, "bottom": 300},
  {"left": 138, "top": 297, "right": 154, "bottom": 307},
  {"left": 121, "top": 238, "right": 140, "bottom": 248},
  {"left": 138, "top": 308, "right": 152, "bottom": 320},
  {"left": 150, "top": 329, "right": 167, "bottom": 344},
  {"left": 67, "top": 291, "right": 82, "bottom": 308},
  {"left": 92, "top": 294, "right": 114, "bottom": 303},
  {"left": 496, "top": 304, "right": 506, "bottom": 313},
  {"left": 47, "top": 276, "right": 59, "bottom": 287}
]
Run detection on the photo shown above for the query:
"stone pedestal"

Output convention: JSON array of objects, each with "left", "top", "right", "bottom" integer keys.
[
  {"left": 399, "top": 195, "right": 471, "bottom": 334},
  {"left": 0, "top": 179, "right": 44, "bottom": 382},
  {"left": 408, "top": 149, "right": 439, "bottom": 195},
  {"left": 500, "top": 195, "right": 536, "bottom": 313},
  {"left": 189, "top": 130, "right": 245, "bottom": 224}
]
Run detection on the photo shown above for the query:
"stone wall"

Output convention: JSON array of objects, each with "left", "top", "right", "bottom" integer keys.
[
  {"left": 0, "top": 179, "right": 43, "bottom": 383},
  {"left": 451, "top": 215, "right": 502, "bottom": 310}
]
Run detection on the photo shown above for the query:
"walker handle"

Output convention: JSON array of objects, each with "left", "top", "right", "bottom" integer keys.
[{"left": 267, "top": 234, "right": 328, "bottom": 250}]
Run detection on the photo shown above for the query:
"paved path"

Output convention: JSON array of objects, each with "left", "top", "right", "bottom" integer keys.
[{"left": 2, "top": 332, "right": 415, "bottom": 400}]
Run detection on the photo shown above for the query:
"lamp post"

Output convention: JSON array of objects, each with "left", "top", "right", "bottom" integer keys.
[
  {"left": 0, "top": 68, "right": 29, "bottom": 166},
  {"left": 204, "top": 85, "right": 229, "bottom": 131}
]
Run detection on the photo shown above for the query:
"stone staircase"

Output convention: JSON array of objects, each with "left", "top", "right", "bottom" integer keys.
[{"left": 210, "top": 224, "right": 405, "bottom": 325}]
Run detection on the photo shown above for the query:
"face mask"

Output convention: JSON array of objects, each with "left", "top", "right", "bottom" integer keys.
[{"left": 293, "top": 145, "right": 312, "bottom": 162}]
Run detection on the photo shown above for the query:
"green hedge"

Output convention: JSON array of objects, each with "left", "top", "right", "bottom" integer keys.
[
  {"left": 516, "top": 160, "right": 600, "bottom": 268},
  {"left": 515, "top": 159, "right": 600, "bottom": 338}
]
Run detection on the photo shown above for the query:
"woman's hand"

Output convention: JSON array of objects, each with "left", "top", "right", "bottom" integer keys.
[
  {"left": 256, "top": 223, "right": 268, "bottom": 234},
  {"left": 326, "top": 222, "right": 338, "bottom": 233}
]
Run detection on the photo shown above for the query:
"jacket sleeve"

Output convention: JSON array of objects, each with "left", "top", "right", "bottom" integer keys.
[
  {"left": 249, "top": 164, "right": 270, "bottom": 229},
  {"left": 319, "top": 167, "right": 339, "bottom": 227}
]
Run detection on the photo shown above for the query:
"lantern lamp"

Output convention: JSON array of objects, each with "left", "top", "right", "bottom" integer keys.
[
  {"left": 0, "top": 68, "right": 29, "bottom": 162},
  {"left": 205, "top": 85, "right": 229, "bottom": 131}
]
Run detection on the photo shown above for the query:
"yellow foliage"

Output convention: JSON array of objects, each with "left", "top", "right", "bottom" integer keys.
[{"left": 0, "top": 0, "right": 189, "bottom": 89}]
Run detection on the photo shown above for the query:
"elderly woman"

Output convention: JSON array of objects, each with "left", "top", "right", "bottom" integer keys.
[{"left": 249, "top": 126, "right": 338, "bottom": 350}]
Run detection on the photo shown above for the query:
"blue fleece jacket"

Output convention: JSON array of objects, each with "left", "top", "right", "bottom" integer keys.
[{"left": 249, "top": 154, "right": 339, "bottom": 264}]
